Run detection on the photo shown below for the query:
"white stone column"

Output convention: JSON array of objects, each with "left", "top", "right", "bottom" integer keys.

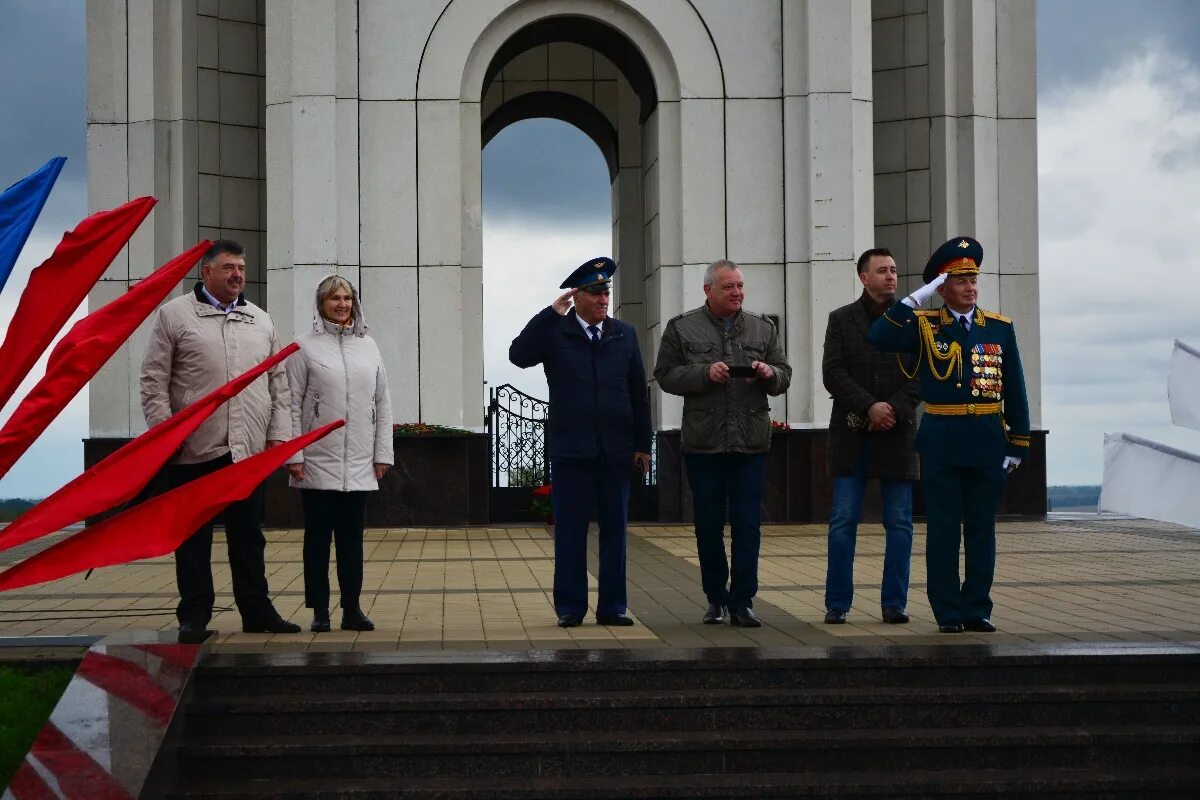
[
  {"left": 783, "top": 0, "right": 875, "bottom": 425},
  {"left": 266, "top": 0, "right": 359, "bottom": 344},
  {"left": 613, "top": 74, "right": 647, "bottom": 367},
  {"left": 926, "top": 0, "right": 1041, "bottom": 425},
  {"left": 87, "top": 0, "right": 200, "bottom": 438}
]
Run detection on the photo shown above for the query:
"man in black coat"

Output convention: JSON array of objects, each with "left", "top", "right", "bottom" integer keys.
[
  {"left": 509, "top": 257, "right": 653, "bottom": 628},
  {"left": 821, "top": 247, "right": 920, "bottom": 625}
]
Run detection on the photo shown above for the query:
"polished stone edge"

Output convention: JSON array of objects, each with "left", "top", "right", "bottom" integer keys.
[
  {"left": 0, "top": 635, "right": 103, "bottom": 648},
  {"left": 3, "top": 631, "right": 211, "bottom": 800},
  {"left": 201, "top": 640, "right": 1200, "bottom": 672}
]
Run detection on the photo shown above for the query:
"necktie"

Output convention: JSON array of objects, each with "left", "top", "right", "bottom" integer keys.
[
  {"left": 587, "top": 325, "right": 600, "bottom": 343},
  {"left": 958, "top": 314, "right": 970, "bottom": 332}
]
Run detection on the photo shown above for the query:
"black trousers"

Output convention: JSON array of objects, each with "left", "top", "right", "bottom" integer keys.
[
  {"left": 301, "top": 489, "right": 368, "bottom": 611},
  {"left": 169, "top": 454, "right": 274, "bottom": 626}
]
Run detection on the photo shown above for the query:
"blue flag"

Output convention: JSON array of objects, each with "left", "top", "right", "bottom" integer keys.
[{"left": 0, "top": 157, "right": 66, "bottom": 295}]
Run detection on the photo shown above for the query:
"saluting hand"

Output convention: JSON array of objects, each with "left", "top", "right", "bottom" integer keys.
[
  {"left": 708, "top": 362, "right": 730, "bottom": 384},
  {"left": 552, "top": 289, "right": 577, "bottom": 315}
]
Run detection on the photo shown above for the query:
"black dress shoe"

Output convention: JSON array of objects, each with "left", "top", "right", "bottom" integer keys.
[
  {"left": 341, "top": 608, "right": 375, "bottom": 632},
  {"left": 557, "top": 613, "right": 583, "bottom": 628},
  {"left": 964, "top": 617, "right": 997, "bottom": 633},
  {"left": 881, "top": 607, "right": 910, "bottom": 624},
  {"left": 177, "top": 621, "right": 211, "bottom": 643},
  {"left": 824, "top": 608, "right": 848, "bottom": 624},
  {"left": 242, "top": 616, "right": 302, "bottom": 634},
  {"left": 729, "top": 607, "right": 762, "bottom": 628},
  {"left": 938, "top": 622, "right": 965, "bottom": 633},
  {"left": 596, "top": 613, "right": 635, "bottom": 626},
  {"left": 702, "top": 603, "right": 727, "bottom": 624},
  {"left": 311, "top": 608, "right": 331, "bottom": 633}
]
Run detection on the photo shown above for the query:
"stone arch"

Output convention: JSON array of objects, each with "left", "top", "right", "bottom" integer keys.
[
  {"left": 482, "top": 91, "right": 619, "bottom": 180},
  {"left": 410, "top": 0, "right": 724, "bottom": 426},
  {"left": 415, "top": 0, "right": 722, "bottom": 103}
]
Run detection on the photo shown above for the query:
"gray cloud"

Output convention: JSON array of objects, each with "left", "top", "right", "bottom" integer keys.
[
  {"left": 483, "top": 118, "right": 611, "bottom": 226},
  {"left": 0, "top": 0, "right": 86, "bottom": 233},
  {"left": 1038, "top": 44, "right": 1200, "bottom": 484},
  {"left": 1038, "top": 0, "right": 1200, "bottom": 95}
]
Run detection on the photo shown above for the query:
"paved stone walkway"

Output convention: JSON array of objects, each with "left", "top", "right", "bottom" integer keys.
[{"left": 1, "top": 516, "right": 1198, "bottom": 654}]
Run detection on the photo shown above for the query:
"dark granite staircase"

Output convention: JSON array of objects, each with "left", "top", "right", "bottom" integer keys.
[{"left": 164, "top": 644, "right": 1200, "bottom": 798}]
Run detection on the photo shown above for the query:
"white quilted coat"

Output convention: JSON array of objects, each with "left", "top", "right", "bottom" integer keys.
[{"left": 285, "top": 285, "right": 393, "bottom": 491}]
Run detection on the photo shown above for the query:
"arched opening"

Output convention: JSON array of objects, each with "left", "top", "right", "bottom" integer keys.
[
  {"left": 472, "top": 16, "right": 662, "bottom": 512},
  {"left": 481, "top": 118, "right": 612, "bottom": 405},
  {"left": 474, "top": 15, "right": 661, "bottom": 402}
]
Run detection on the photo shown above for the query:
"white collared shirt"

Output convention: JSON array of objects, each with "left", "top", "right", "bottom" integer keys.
[
  {"left": 576, "top": 315, "right": 604, "bottom": 339},
  {"left": 953, "top": 306, "right": 976, "bottom": 330}
]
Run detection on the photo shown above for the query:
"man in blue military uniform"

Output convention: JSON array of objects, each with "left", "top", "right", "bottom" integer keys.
[
  {"left": 510, "top": 257, "right": 653, "bottom": 628},
  {"left": 868, "top": 237, "right": 1030, "bottom": 633}
]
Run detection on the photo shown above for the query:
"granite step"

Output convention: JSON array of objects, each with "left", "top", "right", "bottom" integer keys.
[
  {"left": 166, "top": 766, "right": 1200, "bottom": 799},
  {"left": 175, "top": 725, "right": 1200, "bottom": 781},
  {"left": 184, "top": 683, "right": 1200, "bottom": 737},
  {"left": 196, "top": 650, "right": 1200, "bottom": 696}
]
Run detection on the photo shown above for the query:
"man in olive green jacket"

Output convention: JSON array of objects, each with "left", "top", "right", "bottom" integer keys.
[{"left": 654, "top": 259, "right": 792, "bottom": 627}]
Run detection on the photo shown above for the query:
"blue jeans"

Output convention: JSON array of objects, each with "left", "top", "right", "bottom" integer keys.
[
  {"left": 685, "top": 452, "right": 768, "bottom": 610},
  {"left": 824, "top": 447, "right": 914, "bottom": 612}
]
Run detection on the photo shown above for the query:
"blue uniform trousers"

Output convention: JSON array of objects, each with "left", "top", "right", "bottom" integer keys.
[
  {"left": 685, "top": 452, "right": 767, "bottom": 610},
  {"left": 922, "top": 458, "right": 1007, "bottom": 624},
  {"left": 550, "top": 458, "right": 630, "bottom": 618},
  {"left": 825, "top": 445, "right": 914, "bottom": 613}
]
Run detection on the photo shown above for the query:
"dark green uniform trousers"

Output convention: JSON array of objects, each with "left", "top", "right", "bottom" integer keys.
[{"left": 921, "top": 459, "right": 1007, "bottom": 625}]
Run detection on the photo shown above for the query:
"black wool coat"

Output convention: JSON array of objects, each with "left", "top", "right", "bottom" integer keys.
[{"left": 822, "top": 291, "right": 920, "bottom": 480}]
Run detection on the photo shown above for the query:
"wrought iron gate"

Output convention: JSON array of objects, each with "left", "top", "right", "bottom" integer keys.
[
  {"left": 487, "top": 383, "right": 549, "bottom": 488},
  {"left": 485, "top": 382, "right": 658, "bottom": 522}
]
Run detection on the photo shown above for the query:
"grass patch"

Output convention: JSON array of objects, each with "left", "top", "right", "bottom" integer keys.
[{"left": 0, "top": 663, "right": 76, "bottom": 789}]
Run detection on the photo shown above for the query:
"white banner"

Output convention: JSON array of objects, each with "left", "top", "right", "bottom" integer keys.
[
  {"left": 1168, "top": 339, "right": 1200, "bottom": 432},
  {"left": 1100, "top": 432, "right": 1200, "bottom": 529}
]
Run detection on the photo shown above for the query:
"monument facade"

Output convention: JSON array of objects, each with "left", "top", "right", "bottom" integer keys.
[{"left": 86, "top": 0, "right": 1040, "bottom": 448}]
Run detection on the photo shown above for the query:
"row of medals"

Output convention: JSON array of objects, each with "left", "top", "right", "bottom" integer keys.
[{"left": 970, "top": 349, "right": 1002, "bottom": 399}]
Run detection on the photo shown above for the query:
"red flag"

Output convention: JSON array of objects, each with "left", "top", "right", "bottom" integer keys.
[
  {"left": 0, "top": 420, "right": 343, "bottom": 592},
  {"left": 0, "top": 196, "right": 155, "bottom": 409},
  {"left": 0, "top": 342, "right": 300, "bottom": 553},
  {"left": 0, "top": 240, "right": 211, "bottom": 480}
]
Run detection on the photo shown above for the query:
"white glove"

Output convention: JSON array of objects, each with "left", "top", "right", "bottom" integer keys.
[
  {"left": 902, "top": 273, "right": 948, "bottom": 308},
  {"left": 1002, "top": 456, "right": 1022, "bottom": 473}
]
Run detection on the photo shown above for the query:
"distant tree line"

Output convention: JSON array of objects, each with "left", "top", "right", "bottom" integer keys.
[
  {"left": 0, "top": 498, "right": 38, "bottom": 523},
  {"left": 1047, "top": 486, "right": 1100, "bottom": 511}
]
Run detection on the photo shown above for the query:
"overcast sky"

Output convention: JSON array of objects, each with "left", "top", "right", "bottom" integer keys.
[{"left": 1, "top": 0, "right": 1198, "bottom": 496}]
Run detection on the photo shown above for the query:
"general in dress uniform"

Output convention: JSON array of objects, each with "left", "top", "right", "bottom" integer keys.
[
  {"left": 509, "top": 257, "right": 653, "bottom": 628},
  {"left": 867, "top": 237, "right": 1030, "bottom": 633}
]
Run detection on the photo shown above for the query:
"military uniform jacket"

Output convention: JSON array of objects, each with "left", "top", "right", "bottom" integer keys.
[
  {"left": 822, "top": 292, "right": 920, "bottom": 480},
  {"left": 654, "top": 305, "right": 791, "bottom": 454},
  {"left": 509, "top": 307, "right": 653, "bottom": 462},
  {"left": 867, "top": 302, "right": 1031, "bottom": 467}
]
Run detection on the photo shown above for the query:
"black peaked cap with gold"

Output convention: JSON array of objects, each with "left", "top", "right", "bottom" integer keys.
[
  {"left": 560, "top": 257, "right": 617, "bottom": 294},
  {"left": 922, "top": 236, "right": 983, "bottom": 284}
]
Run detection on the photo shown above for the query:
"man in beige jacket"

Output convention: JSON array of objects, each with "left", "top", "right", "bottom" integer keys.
[{"left": 140, "top": 240, "right": 299, "bottom": 635}]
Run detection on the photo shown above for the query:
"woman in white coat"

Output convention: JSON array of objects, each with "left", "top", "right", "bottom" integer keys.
[{"left": 285, "top": 276, "right": 393, "bottom": 632}]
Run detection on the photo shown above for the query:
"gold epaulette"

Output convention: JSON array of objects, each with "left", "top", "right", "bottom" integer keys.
[
  {"left": 982, "top": 310, "right": 1012, "bottom": 324},
  {"left": 914, "top": 310, "right": 939, "bottom": 317}
]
